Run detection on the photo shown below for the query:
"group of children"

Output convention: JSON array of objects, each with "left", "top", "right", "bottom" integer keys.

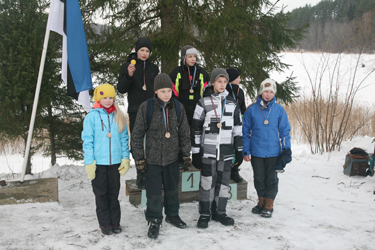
[{"left": 81, "top": 38, "right": 291, "bottom": 239}]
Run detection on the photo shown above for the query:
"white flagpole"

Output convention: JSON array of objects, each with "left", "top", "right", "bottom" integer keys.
[{"left": 20, "top": 27, "right": 51, "bottom": 182}]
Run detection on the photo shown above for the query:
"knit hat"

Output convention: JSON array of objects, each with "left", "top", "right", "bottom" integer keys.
[
  {"left": 135, "top": 37, "right": 152, "bottom": 52},
  {"left": 226, "top": 68, "right": 240, "bottom": 82},
  {"left": 154, "top": 73, "right": 173, "bottom": 91},
  {"left": 180, "top": 45, "right": 199, "bottom": 65},
  {"left": 210, "top": 68, "right": 229, "bottom": 84},
  {"left": 94, "top": 84, "right": 116, "bottom": 102},
  {"left": 259, "top": 78, "right": 277, "bottom": 95}
]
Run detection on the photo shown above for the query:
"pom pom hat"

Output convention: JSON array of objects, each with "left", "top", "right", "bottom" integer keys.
[
  {"left": 94, "top": 84, "right": 116, "bottom": 102},
  {"left": 259, "top": 78, "right": 277, "bottom": 95}
]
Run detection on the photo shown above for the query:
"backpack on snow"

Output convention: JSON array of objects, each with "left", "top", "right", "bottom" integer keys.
[{"left": 343, "top": 147, "right": 370, "bottom": 177}]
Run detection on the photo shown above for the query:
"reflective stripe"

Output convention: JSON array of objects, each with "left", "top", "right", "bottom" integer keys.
[
  {"left": 199, "top": 74, "right": 205, "bottom": 98},
  {"left": 174, "top": 73, "right": 181, "bottom": 96}
]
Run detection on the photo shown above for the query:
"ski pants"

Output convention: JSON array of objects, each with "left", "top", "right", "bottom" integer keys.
[{"left": 251, "top": 156, "right": 279, "bottom": 199}]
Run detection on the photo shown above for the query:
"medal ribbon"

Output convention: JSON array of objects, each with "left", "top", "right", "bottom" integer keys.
[
  {"left": 162, "top": 105, "right": 169, "bottom": 133},
  {"left": 210, "top": 96, "right": 226, "bottom": 125},
  {"left": 187, "top": 65, "right": 197, "bottom": 92},
  {"left": 258, "top": 102, "right": 273, "bottom": 123}
]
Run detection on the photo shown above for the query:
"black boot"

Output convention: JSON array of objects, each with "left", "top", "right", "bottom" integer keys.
[
  {"left": 230, "top": 165, "right": 243, "bottom": 183},
  {"left": 147, "top": 219, "right": 162, "bottom": 239},
  {"left": 136, "top": 169, "right": 145, "bottom": 189},
  {"left": 100, "top": 225, "right": 113, "bottom": 235},
  {"left": 212, "top": 214, "right": 234, "bottom": 226},
  {"left": 197, "top": 215, "right": 210, "bottom": 229},
  {"left": 111, "top": 224, "right": 122, "bottom": 234},
  {"left": 252, "top": 197, "right": 266, "bottom": 214},
  {"left": 165, "top": 215, "right": 187, "bottom": 229}
]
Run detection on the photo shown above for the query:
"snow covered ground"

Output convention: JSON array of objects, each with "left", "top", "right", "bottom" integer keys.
[{"left": 1, "top": 136, "right": 375, "bottom": 250}]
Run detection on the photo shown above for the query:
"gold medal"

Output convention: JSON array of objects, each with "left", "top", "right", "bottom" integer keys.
[
  {"left": 165, "top": 132, "right": 170, "bottom": 138},
  {"left": 130, "top": 59, "right": 136, "bottom": 65},
  {"left": 217, "top": 123, "right": 222, "bottom": 128},
  {"left": 142, "top": 85, "right": 147, "bottom": 91},
  {"left": 107, "top": 132, "right": 112, "bottom": 138},
  {"left": 264, "top": 120, "right": 269, "bottom": 125},
  {"left": 190, "top": 89, "right": 194, "bottom": 93}
]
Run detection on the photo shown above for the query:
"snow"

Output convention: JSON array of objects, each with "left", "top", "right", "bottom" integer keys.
[{"left": 1, "top": 52, "right": 375, "bottom": 249}]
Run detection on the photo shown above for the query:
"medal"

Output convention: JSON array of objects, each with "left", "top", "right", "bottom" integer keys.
[
  {"left": 190, "top": 89, "right": 194, "bottom": 93},
  {"left": 165, "top": 132, "right": 170, "bottom": 138},
  {"left": 264, "top": 120, "right": 269, "bottom": 125},
  {"left": 217, "top": 123, "right": 222, "bottom": 128},
  {"left": 107, "top": 132, "right": 112, "bottom": 138},
  {"left": 142, "top": 85, "right": 147, "bottom": 91},
  {"left": 130, "top": 59, "right": 136, "bottom": 65}
]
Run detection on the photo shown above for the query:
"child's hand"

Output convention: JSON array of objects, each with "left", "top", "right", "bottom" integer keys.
[
  {"left": 118, "top": 159, "right": 130, "bottom": 175},
  {"left": 243, "top": 155, "right": 251, "bottom": 162},
  {"left": 183, "top": 157, "right": 192, "bottom": 171},
  {"left": 85, "top": 160, "right": 96, "bottom": 180},
  {"left": 136, "top": 159, "right": 147, "bottom": 172}
]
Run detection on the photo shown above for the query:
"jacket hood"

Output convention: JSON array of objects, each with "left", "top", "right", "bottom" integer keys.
[
  {"left": 257, "top": 96, "right": 276, "bottom": 108},
  {"left": 203, "top": 85, "right": 229, "bottom": 98}
]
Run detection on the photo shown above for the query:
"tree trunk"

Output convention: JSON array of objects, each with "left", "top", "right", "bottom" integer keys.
[{"left": 48, "top": 105, "right": 56, "bottom": 166}]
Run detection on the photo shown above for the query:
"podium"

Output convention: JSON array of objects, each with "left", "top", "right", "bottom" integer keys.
[{"left": 125, "top": 167, "right": 248, "bottom": 207}]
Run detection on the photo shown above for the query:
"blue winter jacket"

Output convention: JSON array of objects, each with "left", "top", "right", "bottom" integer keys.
[
  {"left": 82, "top": 108, "right": 130, "bottom": 165},
  {"left": 242, "top": 96, "right": 291, "bottom": 158}
]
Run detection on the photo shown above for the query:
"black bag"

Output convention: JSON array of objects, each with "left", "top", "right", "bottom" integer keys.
[{"left": 343, "top": 147, "right": 369, "bottom": 177}]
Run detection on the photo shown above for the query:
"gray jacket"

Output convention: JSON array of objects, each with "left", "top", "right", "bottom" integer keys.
[{"left": 131, "top": 96, "right": 191, "bottom": 166}]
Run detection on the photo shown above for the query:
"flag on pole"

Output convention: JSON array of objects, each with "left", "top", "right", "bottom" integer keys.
[{"left": 47, "top": 0, "right": 92, "bottom": 112}]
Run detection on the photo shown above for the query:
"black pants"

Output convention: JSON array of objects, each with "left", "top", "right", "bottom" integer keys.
[
  {"left": 251, "top": 156, "right": 278, "bottom": 199},
  {"left": 144, "top": 161, "right": 180, "bottom": 221},
  {"left": 92, "top": 163, "right": 121, "bottom": 226}
]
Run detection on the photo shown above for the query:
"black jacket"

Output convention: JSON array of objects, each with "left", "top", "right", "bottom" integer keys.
[
  {"left": 117, "top": 53, "right": 159, "bottom": 113},
  {"left": 226, "top": 83, "right": 246, "bottom": 115}
]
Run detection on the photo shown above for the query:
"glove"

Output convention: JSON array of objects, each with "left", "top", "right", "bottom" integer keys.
[
  {"left": 183, "top": 157, "right": 192, "bottom": 171},
  {"left": 85, "top": 160, "right": 96, "bottom": 180},
  {"left": 136, "top": 159, "right": 147, "bottom": 172},
  {"left": 275, "top": 148, "right": 292, "bottom": 173},
  {"left": 118, "top": 159, "right": 130, "bottom": 175},
  {"left": 192, "top": 153, "right": 202, "bottom": 170}
]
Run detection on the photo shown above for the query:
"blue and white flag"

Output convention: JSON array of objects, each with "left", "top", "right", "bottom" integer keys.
[{"left": 47, "top": 0, "right": 92, "bottom": 112}]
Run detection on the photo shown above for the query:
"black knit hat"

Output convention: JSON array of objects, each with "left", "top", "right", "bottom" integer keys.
[
  {"left": 226, "top": 68, "right": 240, "bottom": 82},
  {"left": 135, "top": 37, "right": 152, "bottom": 52},
  {"left": 154, "top": 73, "right": 173, "bottom": 91}
]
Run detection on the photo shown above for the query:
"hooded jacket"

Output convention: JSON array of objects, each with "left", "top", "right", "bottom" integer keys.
[
  {"left": 191, "top": 86, "right": 243, "bottom": 161},
  {"left": 242, "top": 96, "right": 291, "bottom": 158},
  {"left": 117, "top": 53, "right": 159, "bottom": 113},
  {"left": 131, "top": 96, "right": 191, "bottom": 166},
  {"left": 82, "top": 108, "right": 130, "bottom": 165}
]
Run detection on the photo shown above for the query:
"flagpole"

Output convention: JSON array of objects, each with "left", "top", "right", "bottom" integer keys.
[{"left": 20, "top": 27, "right": 51, "bottom": 182}]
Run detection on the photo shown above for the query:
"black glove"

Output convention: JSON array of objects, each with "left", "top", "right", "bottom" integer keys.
[
  {"left": 183, "top": 157, "right": 192, "bottom": 171},
  {"left": 136, "top": 159, "right": 147, "bottom": 172},
  {"left": 275, "top": 148, "right": 292, "bottom": 173},
  {"left": 192, "top": 153, "right": 202, "bottom": 170},
  {"left": 233, "top": 150, "right": 243, "bottom": 170}
]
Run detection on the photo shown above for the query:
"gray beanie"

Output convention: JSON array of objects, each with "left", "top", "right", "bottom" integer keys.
[
  {"left": 154, "top": 73, "right": 173, "bottom": 91},
  {"left": 180, "top": 45, "right": 199, "bottom": 65},
  {"left": 210, "top": 68, "right": 229, "bottom": 84}
]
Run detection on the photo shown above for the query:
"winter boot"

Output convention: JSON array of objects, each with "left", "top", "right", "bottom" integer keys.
[
  {"left": 165, "top": 215, "right": 187, "bottom": 229},
  {"left": 197, "top": 215, "right": 210, "bottom": 229},
  {"left": 252, "top": 197, "right": 266, "bottom": 214},
  {"left": 100, "top": 225, "right": 113, "bottom": 235},
  {"left": 136, "top": 169, "right": 145, "bottom": 189},
  {"left": 111, "top": 224, "right": 122, "bottom": 234},
  {"left": 212, "top": 214, "right": 235, "bottom": 226},
  {"left": 147, "top": 219, "right": 162, "bottom": 239},
  {"left": 261, "top": 198, "right": 274, "bottom": 218}
]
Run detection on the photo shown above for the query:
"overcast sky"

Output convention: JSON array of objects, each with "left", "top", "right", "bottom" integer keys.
[{"left": 275, "top": 0, "right": 323, "bottom": 12}]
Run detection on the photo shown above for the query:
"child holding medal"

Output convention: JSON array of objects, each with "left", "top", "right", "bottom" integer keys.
[
  {"left": 242, "top": 78, "right": 291, "bottom": 218},
  {"left": 191, "top": 68, "right": 243, "bottom": 229},
  {"left": 130, "top": 73, "right": 192, "bottom": 239}
]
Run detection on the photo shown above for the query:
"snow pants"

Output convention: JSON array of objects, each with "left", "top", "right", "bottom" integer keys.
[
  {"left": 144, "top": 161, "right": 180, "bottom": 221},
  {"left": 199, "top": 158, "right": 232, "bottom": 216},
  {"left": 251, "top": 156, "right": 279, "bottom": 199},
  {"left": 92, "top": 163, "right": 121, "bottom": 227}
]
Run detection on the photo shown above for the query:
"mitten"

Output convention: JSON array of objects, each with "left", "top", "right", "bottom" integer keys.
[
  {"left": 183, "top": 157, "right": 192, "bottom": 171},
  {"left": 136, "top": 159, "right": 147, "bottom": 172},
  {"left": 275, "top": 148, "right": 292, "bottom": 173},
  {"left": 192, "top": 153, "right": 202, "bottom": 170},
  {"left": 118, "top": 159, "right": 130, "bottom": 175},
  {"left": 85, "top": 160, "right": 96, "bottom": 180}
]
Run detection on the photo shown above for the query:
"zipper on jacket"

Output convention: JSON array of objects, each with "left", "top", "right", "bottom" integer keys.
[
  {"left": 217, "top": 95, "right": 222, "bottom": 161},
  {"left": 107, "top": 113, "right": 112, "bottom": 165}
]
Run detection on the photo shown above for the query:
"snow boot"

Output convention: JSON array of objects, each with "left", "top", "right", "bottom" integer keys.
[
  {"left": 100, "top": 225, "right": 113, "bottom": 235},
  {"left": 212, "top": 214, "right": 235, "bottom": 226},
  {"left": 197, "top": 215, "right": 210, "bottom": 229},
  {"left": 252, "top": 197, "right": 266, "bottom": 214},
  {"left": 111, "top": 224, "right": 122, "bottom": 234},
  {"left": 136, "top": 169, "right": 145, "bottom": 189},
  {"left": 260, "top": 198, "right": 274, "bottom": 218},
  {"left": 165, "top": 215, "right": 187, "bottom": 229},
  {"left": 230, "top": 166, "right": 243, "bottom": 183},
  {"left": 147, "top": 219, "right": 162, "bottom": 239}
]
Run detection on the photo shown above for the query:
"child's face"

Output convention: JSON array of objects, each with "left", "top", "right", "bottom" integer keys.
[
  {"left": 262, "top": 90, "right": 275, "bottom": 101},
  {"left": 185, "top": 54, "right": 197, "bottom": 67},
  {"left": 213, "top": 76, "right": 228, "bottom": 93},
  {"left": 137, "top": 47, "right": 150, "bottom": 61},
  {"left": 155, "top": 88, "right": 172, "bottom": 103},
  {"left": 100, "top": 97, "right": 114, "bottom": 108},
  {"left": 231, "top": 76, "right": 241, "bottom": 85}
]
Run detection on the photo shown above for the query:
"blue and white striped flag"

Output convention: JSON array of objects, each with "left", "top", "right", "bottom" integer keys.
[{"left": 47, "top": 0, "right": 93, "bottom": 112}]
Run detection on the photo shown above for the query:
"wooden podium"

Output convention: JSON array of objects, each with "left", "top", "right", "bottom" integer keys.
[{"left": 125, "top": 167, "right": 248, "bottom": 207}]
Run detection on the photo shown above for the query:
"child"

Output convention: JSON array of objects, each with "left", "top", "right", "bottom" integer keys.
[
  {"left": 191, "top": 68, "right": 243, "bottom": 229},
  {"left": 118, "top": 37, "right": 159, "bottom": 188},
  {"left": 130, "top": 73, "right": 192, "bottom": 239},
  {"left": 82, "top": 84, "right": 131, "bottom": 235},
  {"left": 242, "top": 78, "right": 291, "bottom": 218},
  {"left": 226, "top": 68, "right": 247, "bottom": 183}
]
